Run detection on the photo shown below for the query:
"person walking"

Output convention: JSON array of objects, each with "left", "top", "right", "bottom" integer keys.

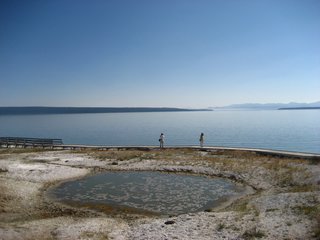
[
  {"left": 159, "top": 133, "right": 165, "bottom": 149},
  {"left": 199, "top": 133, "right": 204, "bottom": 148}
]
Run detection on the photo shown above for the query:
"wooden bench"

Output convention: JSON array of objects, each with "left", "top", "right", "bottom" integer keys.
[{"left": 0, "top": 137, "right": 63, "bottom": 148}]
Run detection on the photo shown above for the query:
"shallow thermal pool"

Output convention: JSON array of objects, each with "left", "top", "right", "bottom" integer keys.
[{"left": 49, "top": 171, "right": 245, "bottom": 215}]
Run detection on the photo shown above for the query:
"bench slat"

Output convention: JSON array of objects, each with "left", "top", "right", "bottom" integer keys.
[{"left": 0, "top": 137, "right": 63, "bottom": 148}]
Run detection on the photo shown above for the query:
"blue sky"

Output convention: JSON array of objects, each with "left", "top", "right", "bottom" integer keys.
[{"left": 0, "top": 0, "right": 319, "bottom": 108}]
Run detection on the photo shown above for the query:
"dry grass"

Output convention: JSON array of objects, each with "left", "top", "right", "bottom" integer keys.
[
  {"left": 315, "top": 213, "right": 320, "bottom": 238},
  {"left": 0, "top": 184, "right": 14, "bottom": 213},
  {"left": 292, "top": 204, "right": 320, "bottom": 218},
  {"left": 76, "top": 148, "right": 203, "bottom": 162},
  {"left": 194, "top": 150, "right": 314, "bottom": 188},
  {"left": 0, "top": 148, "right": 50, "bottom": 154},
  {"left": 230, "top": 200, "right": 250, "bottom": 214},
  {"left": 80, "top": 232, "right": 109, "bottom": 240},
  {"left": 72, "top": 148, "right": 317, "bottom": 190},
  {"left": 287, "top": 184, "right": 318, "bottom": 193},
  {"left": 89, "top": 150, "right": 144, "bottom": 161},
  {"left": 242, "top": 227, "right": 265, "bottom": 239}
]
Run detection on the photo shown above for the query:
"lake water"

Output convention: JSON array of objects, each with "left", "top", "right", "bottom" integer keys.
[
  {"left": 49, "top": 171, "right": 244, "bottom": 214},
  {"left": 0, "top": 110, "right": 319, "bottom": 153}
]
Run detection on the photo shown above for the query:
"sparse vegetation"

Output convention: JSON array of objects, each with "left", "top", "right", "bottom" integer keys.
[
  {"left": 242, "top": 227, "right": 265, "bottom": 239},
  {"left": 292, "top": 205, "right": 319, "bottom": 218},
  {"left": 0, "top": 148, "right": 50, "bottom": 154},
  {"left": 266, "top": 208, "right": 279, "bottom": 212},
  {"left": 232, "top": 201, "right": 249, "bottom": 213},
  {"left": 0, "top": 184, "right": 11, "bottom": 212},
  {"left": 217, "top": 223, "right": 225, "bottom": 231},
  {"left": 314, "top": 214, "right": 320, "bottom": 238},
  {"left": 86, "top": 150, "right": 144, "bottom": 161},
  {"left": 288, "top": 184, "right": 317, "bottom": 193}
]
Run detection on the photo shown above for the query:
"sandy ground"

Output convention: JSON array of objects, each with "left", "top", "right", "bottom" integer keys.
[{"left": 0, "top": 148, "right": 319, "bottom": 240}]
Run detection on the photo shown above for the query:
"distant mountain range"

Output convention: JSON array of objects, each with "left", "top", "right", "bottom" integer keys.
[
  {"left": 278, "top": 107, "right": 320, "bottom": 110},
  {"left": 0, "top": 107, "right": 212, "bottom": 115},
  {"left": 212, "top": 101, "right": 320, "bottom": 110}
]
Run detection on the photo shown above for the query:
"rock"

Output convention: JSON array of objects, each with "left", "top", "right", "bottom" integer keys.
[{"left": 164, "top": 220, "right": 175, "bottom": 225}]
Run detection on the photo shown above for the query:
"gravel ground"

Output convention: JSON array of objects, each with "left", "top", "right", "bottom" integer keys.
[{"left": 0, "top": 149, "right": 319, "bottom": 240}]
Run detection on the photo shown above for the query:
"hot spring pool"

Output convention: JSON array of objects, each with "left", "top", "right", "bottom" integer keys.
[{"left": 49, "top": 171, "right": 245, "bottom": 215}]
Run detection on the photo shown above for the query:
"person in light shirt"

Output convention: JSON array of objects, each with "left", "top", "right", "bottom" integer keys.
[
  {"left": 159, "top": 133, "right": 164, "bottom": 149},
  {"left": 199, "top": 133, "right": 204, "bottom": 148}
]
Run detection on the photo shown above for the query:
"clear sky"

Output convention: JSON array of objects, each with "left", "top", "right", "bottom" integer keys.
[{"left": 0, "top": 0, "right": 319, "bottom": 108}]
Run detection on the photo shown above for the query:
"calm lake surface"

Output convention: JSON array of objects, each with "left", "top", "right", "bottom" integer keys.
[
  {"left": 49, "top": 171, "right": 244, "bottom": 214},
  {"left": 0, "top": 110, "right": 319, "bottom": 153}
]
